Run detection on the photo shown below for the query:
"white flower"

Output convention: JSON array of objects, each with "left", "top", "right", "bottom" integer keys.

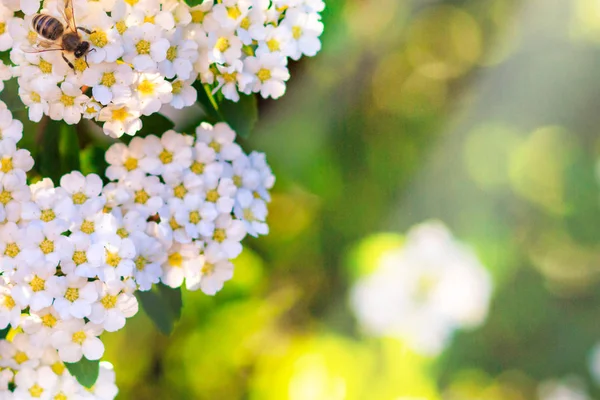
[
  {"left": 243, "top": 53, "right": 290, "bottom": 99},
  {"left": 0, "top": 106, "right": 24, "bottom": 142},
  {"left": 140, "top": 131, "right": 192, "bottom": 176},
  {"left": 214, "top": 60, "right": 253, "bottom": 102},
  {"left": 0, "top": 169, "right": 30, "bottom": 222},
  {"left": 82, "top": 18, "right": 124, "bottom": 64},
  {"left": 281, "top": 9, "right": 323, "bottom": 60},
  {"left": 98, "top": 104, "right": 143, "bottom": 138},
  {"left": 49, "top": 274, "right": 99, "bottom": 320},
  {"left": 59, "top": 171, "right": 104, "bottom": 208},
  {"left": 195, "top": 122, "right": 242, "bottom": 161},
  {"left": 0, "top": 278, "right": 22, "bottom": 329},
  {"left": 349, "top": 221, "right": 493, "bottom": 356},
  {"left": 0, "top": 333, "right": 43, "bottom": 370},
  {"left": 169, "top": 78, "right": 197, "bottom": 109},
  {"left": 11, "top": 261, "right": 56, "bottom": 311},
  {"left": 48, "top": 81, "right": 88, "bottom": 125},
  {"left": 234, "top": 188, "right": 268, "bottom": 237},
  {"left": 161, "top": 242, "right": 204, "bottom": 289},
  {"left": 13, "top": 366, "right": 58, "bottom": 399},
  {"left": 51, "top": 319, "right": 104, "bottom": 362},
  {"left": 24, "top": 223, "right": 72, "bottom": 266},
  {"left": 82, "top": 63, "right": 134, "bottom": 106},
  {"left": 207, "top": 214, "right": 246, "bottom": 259},
  {"left": 123, "top": 23, "right": 170, "bottom": 72},
  {"left": 194, "top": 245, "right": 233, "bottom": 295},
  {"left": 132, "top": 72, "right": 173, "bottom": 116},
  {"left": 256, "top": 25, "right": 294, "bottom": 58},
  {"left": 159, "top": 30, "right": 198, "bottom": 80},
  {"left": 89, "top": 362, "right": 119, "bottom": 400},
  {"left": 208, "top": 29, "right": 243, "bottom": 65},
  {"left": 89, "top": 280, "right": 138, "bottom": 332},
  {"left": 105, "top": 137, "right": 147, "bottom": 180},
  {"left": 88, "top": 233, "right": 136, "bottom": 282},
  {"left": 130, "top": 232, "right": 165, "bottom": 291}
]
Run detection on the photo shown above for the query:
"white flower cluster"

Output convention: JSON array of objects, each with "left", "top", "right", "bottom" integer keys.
[
  {"left": 103, "top": 121, "right": 274, "bottom": 293},
  {"left": 350, "top": 221, "right": 493, "bottom": 356},
  {"left": 0, "top": 334, "right": 117, "bottom": 399},
  {"left": 0, "top": 96, "right": 273, "bottom": 394},
  {"left": 2, "top": 0, "right": 324, "bottom": 137},
  {"left": 538, "top": 377, "right": 592, "bottom": 400}
]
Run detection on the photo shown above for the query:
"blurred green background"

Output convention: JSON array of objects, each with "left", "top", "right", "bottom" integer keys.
[{"left": 104, "top": 0, "right": 600, "bottom": 398}]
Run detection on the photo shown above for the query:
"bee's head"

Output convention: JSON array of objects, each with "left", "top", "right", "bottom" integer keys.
[{"left": 74, "top": 41, "right": 90, "bottom": 58}]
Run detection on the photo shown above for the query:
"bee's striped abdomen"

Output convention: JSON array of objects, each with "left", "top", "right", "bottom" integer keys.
[{"left": 32, "top": 14, "right": 64, "bottom": 41}]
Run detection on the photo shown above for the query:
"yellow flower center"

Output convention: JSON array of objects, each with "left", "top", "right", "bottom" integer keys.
[
  {"left": 72, "top": 331, "right": 86, "bottom": 345},
  {"left": 73, "top": 250, "right": 87, "bottom": 265},
  {"left": 189, "top": 210, "right": 201, "bottom": 224},
  {"left": 201, "top": 262, "right": 215, "bottom": 275},
  {"left": 168, "top": 252, "right": 183, "bottom": 267},
  {"left": 124, "top": 157, "right": 138, "bottom": 171},
  {"left": 215, "top": 37, "right": 230, "bottom": 53},
  {"left": 64, "top": 288, "right": 79, "bottom": 302},
  {"left": 30, "top": 276, "right": 45, "bottom": 292},
  {"left": 86, "top": 106, "right": 98, "bottom": 114},
  {"left": 106, "top": 251, "right": 121, "bottom": 267},
  {"left": 240, "top": 17, "right": 251, "bottom": 30},
  {"left": 232, "top": 175, "right": 242, "bottom": 187},
  {"left": 14, "top": 351, "right": 28, "bottom": 365},
  {"left": 29, "top": 384, "right": 43, "bottom": 398},
  {"left": 101, "top": 294, "right": 118, "bottom": 309},
  {"left": 60, "top": 94, "right": 75, "bottom": 107},
  {"left": 213, "top": 228, "right": 226, "bottom": 243},
  {"left": 227, "top": 6, "right": 242, "bottom": 19},
  {"left": 292, "top": 26, "right": 303, "bottom": 40},
  {"left": 72, "top": 192, "right": 87, "bottom": 205},
  {"left": 42, "top": 313, "right": 57, "bottom": 328},
  {"left": 206, "top": 189, "right": 219, "bottom": 202},
  {"left": 190, "top": 161, "right": 204, "bottom": 174},
  {"left": 173, "top": 184, "right": 187, "bottom": 199},
  {"left": 144, "top": 15, "right": 155, "bottom": 24},
  {"left": 117, "top": 227, "right": 129, "bottom": 238},
  {"left": 166, "top": 46, "right": 177, "bottom": 62},
  {"left": 134, "top": 189, "right": 150, "bottom": 204},
  {"left": 0, "top": 190, "right": 11, "bottom": 205},
  {"left": 74, "top": 58, "right": 87, "bottom": 72},
  {"left": 39, "top": 60, "right": 53, "bottom": 74},
  {"left": 101, "top": 72, "right": 116, "bottom": 87},
  {"left": 40, "top": 239, "right": 54, "bottom": 254},
  {"left": 137, "top": 80, "right": 155, "bottom": 96},
  {"left": 159, "top": 149, "right": 173, "bottom": 164},
  {"left": 4, "top": 243, "right": 19, "bottom": 257},
  {"left": 191, "top": 10, "right": 205, "bottom": 23},
  {"left": 41, "top": 209, "right": 56, "bottom": 222},
  {"left": 27, "top": 30, "right": 38, "bottom": 45},
  {"left": 222, "top": 72, "right": 237, "bottom": 83},
  {"left": 112, "top": 107, "right": 129, "bottom": 122},
  {"left": 90, "top": 30, "right": 108, "bottom": 47},
  {"left": 80, "top": 220, "right": 95, "bottom": 234},
  {"left": 208, "top": 141, "right": 221, "bottom": 152},
  {"left": 0, "top": 23, "right": 6, "bottom": 36},
  {"left": 267, "top": 38, "right": 280, "bottom": 52},
  {"left": 3, "top": 295, "right": 15, "bottom": 309},
  {"left": 172, "top": 80, "right": 183, "bottom": 94},
  {"left": 135, "top": 256, "right": 147, "bottom": 271},
  {"left": 30, "top": 92, "right": 41, "bottom": 103},
  {"left": 257, "top": 68, "right": 271, "bottom": 82},
  {"left": 124, "top": 0, "right": 138, "bottom": 5},
  {"left": 136, "top": 39, "right": 151, "bottom": 55},
  {"left": 0, "top": 157, "right": 12, "bottom": 173},
  {"left": 52, "top": 362, "right": 65, "bottom": 375},
  {"left": 243, "top": 208, "right": 255, "bottom": 221},
  {"left": 116, "top": 20, "right": 127, "bottom": 35},
  {"left": 54, "top": 392, "right": 68, "bottom": 400},
  {"left": 169, "top": 217, "right": 182, "bottom": 230}
]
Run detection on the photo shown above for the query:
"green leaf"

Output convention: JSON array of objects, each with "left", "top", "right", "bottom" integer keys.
[
  {"left": 136, "top": 284, "right": 183, "bottom": 335},
  {"left": 59, "top": 122, "right": 80, "bottom": 173},
  {"left": 65, "top": 358, "right": 100, "bottom": 388},
  {"left": 37, "top": 118, "right": 63, "bottom": 183},
  {"left": 0, "top": 327, "right": 9, "bottom": 340},
  {"left": 219, "top": 94, "right": 259, "bottom": 138},
  {"left": 193, "top": 82, "right": 222, "bottom": 123}
]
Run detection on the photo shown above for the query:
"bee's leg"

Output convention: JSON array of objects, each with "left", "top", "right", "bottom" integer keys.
[
  {"left": 61, "top": 53, "right": 75, "bottom": 71},
  {"left": 77, "top": 26, "right": 92, "bottom": 34}
]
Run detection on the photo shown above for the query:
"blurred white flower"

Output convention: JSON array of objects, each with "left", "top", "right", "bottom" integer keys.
[{"left": 350, "top": 221, "right": 493, "bottom": 356}]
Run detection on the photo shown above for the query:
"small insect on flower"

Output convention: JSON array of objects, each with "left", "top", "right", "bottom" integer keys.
[{"left": 25, "top": 0, "right": 94, "bottom": 71}]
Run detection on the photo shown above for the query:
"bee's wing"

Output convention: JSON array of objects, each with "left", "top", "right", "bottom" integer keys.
[
  {"left": 62, "top": 0, "right": 77, "bottom": 33},
  {"left": 21, "top": 38, "right": 64, "bottom": 53}
]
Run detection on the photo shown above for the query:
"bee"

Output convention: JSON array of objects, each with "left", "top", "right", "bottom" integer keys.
[{"left": 28, "top": 0, "right": 93, "bottom": 71}]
